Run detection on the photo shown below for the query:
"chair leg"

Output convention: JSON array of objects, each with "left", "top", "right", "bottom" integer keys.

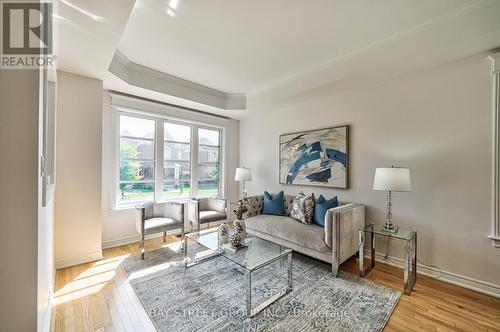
[
  {"left": 180, "top": 223, "right": 185, "bottom": 251},
  {"left": 163, "top": 230, "right": 166, "bottom": 242},
  {"left": 140, "top": 233, "right": 145, "bottom": 260}
]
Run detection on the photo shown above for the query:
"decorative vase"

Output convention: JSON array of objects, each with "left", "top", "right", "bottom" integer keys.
[
  {"left": 218, "top": 221, "right": 230, "bottom": 243},
  {"left": 230, "top": 232, "right": 242, "bottom": 247},
  {"left": 234, "top": 219, "right": 247, "bottom": 239}
]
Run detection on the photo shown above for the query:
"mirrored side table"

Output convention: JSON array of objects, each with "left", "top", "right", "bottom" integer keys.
[{"left": 359, "top": 224, "right": 417, "bottom": 295}]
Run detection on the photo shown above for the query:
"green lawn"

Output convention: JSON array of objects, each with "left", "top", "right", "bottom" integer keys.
[{"left": 120, "top": 184, "right": 219, "bottom": 202}]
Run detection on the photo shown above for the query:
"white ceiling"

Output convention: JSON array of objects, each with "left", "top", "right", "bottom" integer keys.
[
  {"left": 55, "top": 0, "right": 500, "bottom": 117},
  {"left": 55, "top": 0, "right": 135, "bottom": 80},
  {"left": 117, "top": 0, "right": 476, "bottom": 94}
]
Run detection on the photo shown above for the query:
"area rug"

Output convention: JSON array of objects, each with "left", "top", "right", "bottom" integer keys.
[{"left": 121, "top": 242, "right": 400, "bottom": 331}]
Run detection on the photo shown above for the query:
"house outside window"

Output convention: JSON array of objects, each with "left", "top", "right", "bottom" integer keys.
[{"left": 117, "top": 113, "right": 222, "bottom": 206}]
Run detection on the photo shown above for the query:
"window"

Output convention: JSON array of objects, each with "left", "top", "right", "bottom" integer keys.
[
  {"left": 164, "top": 122, "right": 191, "bottom": 199},
  {"left": 117, "top": 113, "right": 223, "bottom": 206},
  {"left": 119, "top": 115, "right": 156, "bottom": 204},
  {"left": 198, "top": 128, "right": 221, "bottom": 197}
]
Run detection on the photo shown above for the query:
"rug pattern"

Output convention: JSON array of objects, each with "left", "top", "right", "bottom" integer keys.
[{"left": 121, "top": 243, "right": 400, "bottom": 331}]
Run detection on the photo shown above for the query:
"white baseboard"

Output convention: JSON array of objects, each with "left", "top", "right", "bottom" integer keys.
[
  {"left": 102, "top": 229, "right": 185, "bottom": 249},
  {"left": 366, "top": 250, "right": 500, "bottom": 299},
  {"left": 102, "top": 222, "right": 222, "bottom": 250},
  {"left": 55, "top": 250, "right": 103, "bottom": 269},
  {"left": 42, "top": 289, "right": 53, "bottom": 332},
  {"left": 102, "top": 233, "right": 163, "bottom": 249}
]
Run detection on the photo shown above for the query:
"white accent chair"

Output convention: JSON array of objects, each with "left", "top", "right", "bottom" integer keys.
[
  {"left": 135, "top": 201, "right": 185, "bottom": 259},
  {"left": 188, "top": 197, "right": 227, "bottom": 233}
]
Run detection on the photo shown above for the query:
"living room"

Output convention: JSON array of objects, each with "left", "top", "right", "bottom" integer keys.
[{"left": 1, "top": 0, "right": 500, "bottom": 331}]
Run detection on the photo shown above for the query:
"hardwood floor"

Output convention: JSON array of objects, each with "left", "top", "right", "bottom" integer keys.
[{"left": 50, "top": 234, "right": 500, "bottom": 332}]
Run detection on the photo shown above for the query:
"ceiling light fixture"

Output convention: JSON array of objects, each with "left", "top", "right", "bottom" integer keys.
[
  {"left": 166, "top": 8, "right": 176, "bottom": 17},
  {"left": 60, "top": 0, "right": 105, "bottom": 22},
  {"left": 169, "top": 0, "right": 179, "bottom": 10}
]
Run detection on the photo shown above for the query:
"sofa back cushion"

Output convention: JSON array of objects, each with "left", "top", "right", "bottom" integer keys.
[{"left": 263, "top": 191, "right": 285, "bottom": 215}]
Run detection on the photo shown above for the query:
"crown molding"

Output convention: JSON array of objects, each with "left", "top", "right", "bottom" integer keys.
[{"left": 108, "top": 50, "right": 246, "bottom": 110}]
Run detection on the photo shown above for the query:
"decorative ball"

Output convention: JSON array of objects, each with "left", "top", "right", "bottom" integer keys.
[
  {"left": 230, "top": 232, "right": 242, "bottom": 247},
  {"left": 236, "top": 222, "right": 244, "bottom": 234},
  {"left": 219, "top": 222, "right": 230, "bottom": 242}
]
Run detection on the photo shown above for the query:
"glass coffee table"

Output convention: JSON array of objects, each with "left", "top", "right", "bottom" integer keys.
[{"left": 184, "top": 229, "right": 293, "bottom": 317}]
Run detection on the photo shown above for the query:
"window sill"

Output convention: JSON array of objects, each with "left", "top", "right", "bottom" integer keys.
[
  {"left": 110, "top": 198, "right": 192, "bottom": 215},
  {"left": 108, "top": 206, "right": 136, "bottom": 216},
  {"left": 489, "top": 235, "right": 500, "bottom": 248}
]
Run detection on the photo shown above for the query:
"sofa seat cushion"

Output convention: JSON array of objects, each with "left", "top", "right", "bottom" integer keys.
[
  {"left": 200, "top": 211, "right": 226, "bottom": 223},
  {"left": 144, "top": 217, "right": 179, "bottom": 230},
  {"left": 246, "top": 215, "right": 330, "bottom": 253}
]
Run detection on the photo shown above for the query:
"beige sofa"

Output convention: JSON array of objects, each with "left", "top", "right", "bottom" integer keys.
[{"left": 244, "top": 194, "right": 365, "bottom": 276}]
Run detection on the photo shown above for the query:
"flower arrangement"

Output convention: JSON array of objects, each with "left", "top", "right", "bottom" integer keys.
[{"left": 233, "top": 199, "right": 248, "bottom": 220}]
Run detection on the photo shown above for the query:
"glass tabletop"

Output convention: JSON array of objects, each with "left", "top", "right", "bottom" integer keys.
[
  {"left": 363, "top": 223, "right": 416, "bottom": 241},
  {"left": 186, "top": 229, "right": 292, "bottom": 271}
]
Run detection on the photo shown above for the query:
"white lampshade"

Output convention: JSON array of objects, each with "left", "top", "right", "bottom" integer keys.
[
  {"left": 373, "top": 167, "right": 412, "bottom": 192},
  {"left": 235, "top": 167, "right": 252, "bottom": 181}
]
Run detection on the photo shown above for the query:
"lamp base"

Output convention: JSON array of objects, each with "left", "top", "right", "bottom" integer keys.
[{"left": 381, "top": 224, "right": 398, "bottom": 233}]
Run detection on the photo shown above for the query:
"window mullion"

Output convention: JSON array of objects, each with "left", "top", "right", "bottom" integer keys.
[
  {"left": 156, "top": 119, "right": 164, "bottom": 201},
  {"left": 218, "top": 129, "right": 223, "bottom": 197},
  {"left": 192, "top": 125, "right": 199, "bottom": 198}
]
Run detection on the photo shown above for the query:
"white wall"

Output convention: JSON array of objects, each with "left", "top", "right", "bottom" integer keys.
[
  {"left": 38, "top": 80, "right": 56, "bottom": 332},
  {"left": 101, "top": 93, "right": 240, "bottom": 248},
  {"left": 0, "top": 69, "right": 49, "bottom": 331},
  {"left": 54, "top": 71, "right": 103, "bottom": 268},
  {"left": 38, "top": 197, "right": 54, "bottom": 332},
  {"left": 240, "top": 53, "right": 500, "bottom": 294}
]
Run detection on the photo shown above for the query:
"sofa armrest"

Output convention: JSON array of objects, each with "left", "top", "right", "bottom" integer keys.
[
  {"left": 135, "top": 202, "right": 154, "bottom": 234},
  {"left": 324, "top": 203, "right": 366, "bottom": 264},
  {"left": 188, "top": 199, "right": 199, "bottom": 225},
  {"left": 135, "top": 205, "right": 145, "bottom": 235}
]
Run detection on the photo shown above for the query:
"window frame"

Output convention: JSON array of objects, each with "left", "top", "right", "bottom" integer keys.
[
  {"left": 197, "top": 126, "right": 222, "bottom": 198},
  {"left": 114, "top": 110, "right": 224, "bottom": 208},
  {"left": 117, "top": 112, "right": 158, "bottom": 205},
  {"left": 163, "top": 120, "right": 192, "bottom": 200}
]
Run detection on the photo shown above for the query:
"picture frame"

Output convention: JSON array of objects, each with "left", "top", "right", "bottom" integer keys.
[{"left": 279, "top": 125, "right": 349, "bottom": 189}]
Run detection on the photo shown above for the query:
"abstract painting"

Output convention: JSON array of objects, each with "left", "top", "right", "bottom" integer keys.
[{"left": 279, "top": 126, "right": 349, "bottom": 188}]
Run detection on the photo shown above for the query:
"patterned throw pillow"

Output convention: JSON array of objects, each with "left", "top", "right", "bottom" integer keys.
[{"left": 290, "top": 192, "right": 315, "bottom": 224}]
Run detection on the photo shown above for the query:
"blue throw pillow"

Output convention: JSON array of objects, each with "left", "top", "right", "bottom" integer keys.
[
  {"left": 313, "top": 195, "right": 339, "bottom": 227},
  {"left": 262, "top": 191, "right": 285, "bottom": 216}
]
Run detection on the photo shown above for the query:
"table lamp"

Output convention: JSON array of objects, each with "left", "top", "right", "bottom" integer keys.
[
  {"left": 235, "top": 167, "right": 252, "bottom": 198},
  {"left": 373, "top": 166, "right": 412, "bottom": 233}
]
